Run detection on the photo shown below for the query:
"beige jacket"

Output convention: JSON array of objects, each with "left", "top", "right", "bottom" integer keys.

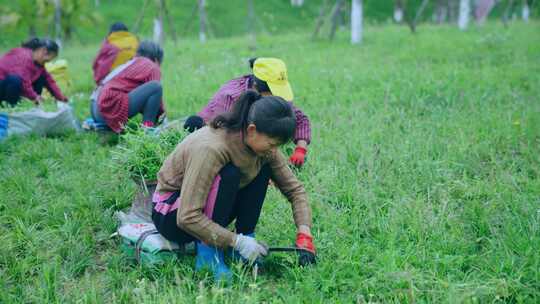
[{"left": 156, "top": 126, "right": 312, "bottom": 248}]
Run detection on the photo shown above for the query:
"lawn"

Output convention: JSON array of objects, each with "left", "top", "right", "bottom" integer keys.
[{"left": 1, "top": 22, "right": 539, "bottom": 303}]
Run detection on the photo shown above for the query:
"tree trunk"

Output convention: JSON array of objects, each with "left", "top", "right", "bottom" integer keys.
[
  {"left": 447, "top": 0, "right": 460, "bottom": 23},
  {"left": 134, "top": 0, "right": 151, "bottom": 33},
  {"left": 312, "top": 0, "right": 329, "bottom": 39},
  {"left": 394, "top": 0, "right": 404, "bottom": 22},
  {"left": 198, "top": 0, "right": 207, "bottom": 43},
  {"left": 458, "top": 0, "right": 470, "bottom": 30},
  {"left": 434, "top": 0, "right": 448, "bottom": 23},
  {"left": 95, "top": 0, "right": 100, "bottom": 6},
  {"left": 329, "top": 0, "right": 345, "bottom": 40},
  {"left": 153, "top": 18, "right": 164, "bottom": 46},
  {"left": 247, "top": 0, "right": 256, "bottom": 50},
  {"left": 182, "top": 3, "right": 199, "bottom": 36},
  {"left": 351, "top": 0, "right": 363, "bottom": 44},
  {"left": 291, "top": 0, "right": 305, "bottom": 6},
  {"left": 503, "top": 0, "right": 515, "bottom": 27},
  {"left": 522, "top": 0, "right": 530, "bottom": 22},
  {"left": 161, "top": 0, "right": 178, "bottom": 45},
  {"left": 474, "top": 0, "right": 495, "bottom": 24},
  {"left": 53, "top": 0, "right": 62, "bottom": 46},
  {"left": 407, "top": 0, "right": 430, "bottom": 33}
]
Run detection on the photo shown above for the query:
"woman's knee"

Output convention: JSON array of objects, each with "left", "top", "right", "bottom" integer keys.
[
  {"left": 4, "top": 74, "right": 22, "bottom": 90},
  {"left": 146, "top": 80, "right": 162, "bottom": 95}
]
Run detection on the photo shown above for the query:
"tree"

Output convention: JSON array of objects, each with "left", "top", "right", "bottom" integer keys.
[
  {"left": 474, "top": 0, "right": 496, "bottom": 24},
  {"left": 434, "top": 0, "right": 448, "bottom": 23},
  {"left": 394, "top": 0, "right": 404, "bottom": 23},
  {"left": 522, "top": 0, "right": 530, "bottom": 22},
  {"left": 447, "top": 0, "right": 459, "bottom": 22},
  {"left": 351, "top": 0, "right": 363, "bottom": 44},
  {"left": 458, "top": 0, "right": 471, "bottom": 30},
  {"left": 198, "top": 0, "right": 208, "bottom": 43},
  {"left": 53, "top": 0, "right": 62, "bottom": 45},
  {"left": 406, "top": 0, "right": 431, "bottom": 33},
  {"left": 247, "top": 0, "right": 256, "bottom": 50},
  {"left": 329, "top": 0, "right": 345, "bottom": 40},
  {"left": 134, "top": 0, "right": 177, "bottom": 46},
  {"left": 502, "top": 0, "right": 516, "bottom": 27},
  {"left": 312, "top": 0, "right": 330, "bottom": 39}
]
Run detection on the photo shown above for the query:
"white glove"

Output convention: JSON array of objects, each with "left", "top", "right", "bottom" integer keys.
[{"left": 233, "top": 234, "right": 268, "bottom": 262}]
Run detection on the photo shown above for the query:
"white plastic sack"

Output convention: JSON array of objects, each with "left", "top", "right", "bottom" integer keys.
[
  {"left": 118, "top": 222, "right": 181, "bottom": 254},
  {"left": 0, "top": 102, "right": 80, "bottom": 139}
]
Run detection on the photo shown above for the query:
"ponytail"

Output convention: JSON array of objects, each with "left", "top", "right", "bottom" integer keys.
[
  {"left": 21, "top": 38, "right": 59, "bottom": 55},
  {"left": 211, "top": 90, "right": 261, "bottom": 132},
  {"left": 211, "top": 91, "right": 296, "bottom": 144}
]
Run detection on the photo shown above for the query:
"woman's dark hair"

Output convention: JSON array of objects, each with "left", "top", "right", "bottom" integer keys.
[
  {"left": 252, "top": 75, "right": 271, "bottom": 94},
  {"left": 211, "top": 90, "right": 296, "bottom": 144},
  {"left": 248, "top": 57, "right": 258, "bottom": 69},
  {"left": 136, "top": 41, "right": 164, "bottom": 64},
  {"left": 109, "top": 22, "right": 129, "bottom": 34},
  {"left": 21, "top": 38, "right": 59, "bottom": 55}
]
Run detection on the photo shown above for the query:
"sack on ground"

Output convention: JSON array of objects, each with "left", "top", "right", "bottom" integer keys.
[
  {"left": 118, "top": 222, "right": 183, "bottom": 265},
  {"left": 0, "top": 102, "right": 80, "bottom": 140},
  {"left": 116, "top": 181, "right": 189, "bottom": 265}
]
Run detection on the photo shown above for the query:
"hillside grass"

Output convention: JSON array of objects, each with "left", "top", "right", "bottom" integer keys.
[
  {"left": 1, "top": 22, "right": 540, "bottom": 303},
  {"left": 1, "top": 0, "right": 537, "bottom": 47}
]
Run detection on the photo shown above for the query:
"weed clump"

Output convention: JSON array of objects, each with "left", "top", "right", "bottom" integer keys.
[{"left": 111, "top": 125, "right": 188, "bottom": 183}]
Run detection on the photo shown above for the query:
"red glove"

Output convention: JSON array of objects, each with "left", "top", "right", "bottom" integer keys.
[
  {"left": 295, "top": 232, "right": 316, "bottom": 254},
  {"left": 289, "top": 147, "right": 307, "bottom": 167}
]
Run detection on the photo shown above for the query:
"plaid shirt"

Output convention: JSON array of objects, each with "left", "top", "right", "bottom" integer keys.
[
  {"left": 97, "top": 57, "right": 164, "bottom": 133},
  {"left": 92, "top": 40, "right": 120, "bottom": 85},
  {"left": 198, "top": 75, "right": 312, "bottom": 144},
  {"left": 0, "top": 47, "right": 67, "bottom": 101}
]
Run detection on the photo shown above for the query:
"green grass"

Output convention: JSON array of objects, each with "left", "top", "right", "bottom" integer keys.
[{"left": 1, "top": 22, "right": 540, "bottom": 302}]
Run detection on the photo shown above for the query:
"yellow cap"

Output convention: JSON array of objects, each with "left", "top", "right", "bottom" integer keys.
[{"left": 252, "top": 58, "right": 294, "bottom": 101}]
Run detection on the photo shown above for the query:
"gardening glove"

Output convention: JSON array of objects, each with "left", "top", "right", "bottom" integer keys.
[
  {"left": 234, "top": 233, "right": 268, "bottom": 262},
  {"left": 295, "top": 232, "right": 317, "bottom": 266},
  {"left": 289, "top": 146, "right": 307, "bottom": 167}
]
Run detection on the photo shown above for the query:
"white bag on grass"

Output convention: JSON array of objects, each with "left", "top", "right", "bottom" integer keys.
[
  {"left": 115, "top": 182, "right": 188, "bottom": 265},
  {"left": 118, "top": 222, "right": 181, "bottom": 253},
  {"left": 0, "top": 102, "right": 80, "bottom": 140}
]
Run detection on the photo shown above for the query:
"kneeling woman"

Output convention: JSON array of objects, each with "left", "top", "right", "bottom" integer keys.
[
  {"left": 152, "top": 91, "right": 316, "bottom": 280},
  {"left": 0, "top": 38, "right": 68, "bottom": 107},
  {"left": 91, "top": 41, "right": 165, "bottom": 132}
]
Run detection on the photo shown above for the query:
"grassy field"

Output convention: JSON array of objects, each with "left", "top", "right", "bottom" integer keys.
[{"left": 1, "top": 22, "right": 540, "bottom": 303}]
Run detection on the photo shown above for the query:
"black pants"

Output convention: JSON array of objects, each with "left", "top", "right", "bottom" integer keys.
[
  {"left": 92, "top": 80, "right": 162, "bottom": 124},
  {"left": 152, "top": 163, "right": 271, "bottom": 245},
  {"left": 0, "top": 74, "right": 46, "bottom": 107}
]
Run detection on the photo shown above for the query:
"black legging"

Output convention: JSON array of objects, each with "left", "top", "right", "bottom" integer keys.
[
  {"left": 0, "top": 74, "right": 45, "bottom": 107},
  {"left": 92, "top": 80, "right": 162, "bottom": 124},
  {"left": 152, "top": 163, "right": 271, "bottom": 245},
  {"left": 127, "top": 80, "right": 162, "bottom": 123}
]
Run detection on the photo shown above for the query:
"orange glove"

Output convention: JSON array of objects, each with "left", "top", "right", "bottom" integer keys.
[
  {"left": 289, "top": 146, "right": 307, "bottom": 167},
  {"left": 295, "top": 232, "right": 316, "bottom": 254},
  {"left": 296, "top": 232, "right": 316, "bottom": 266}
]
